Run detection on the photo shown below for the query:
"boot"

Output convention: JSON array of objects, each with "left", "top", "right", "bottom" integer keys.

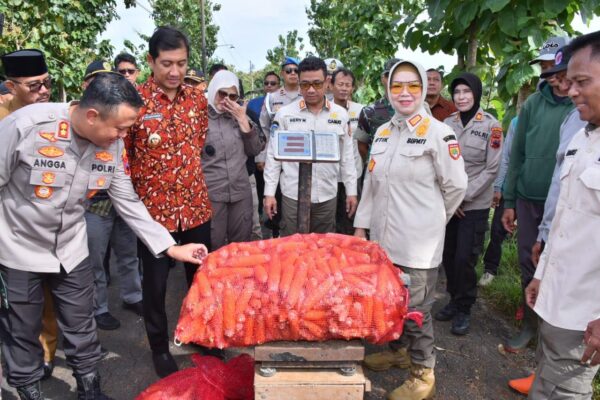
[
  {"left": 387, "top": 364, "right": 435, "bottom": 400},
  {"left": 74, "top": 371, "right": 114, "bottom": 400},
  {"left": 17, "top": 381, "right": 46, "bottom": 400},
  {"left": 364, "top": 347, "right": 411, "bottom": 371},
  {"left": 508, "top": 373, "right": 535, "bottom": 395},
  {"left": 505, "top": 303, "right": 537, "bottom": 352}
]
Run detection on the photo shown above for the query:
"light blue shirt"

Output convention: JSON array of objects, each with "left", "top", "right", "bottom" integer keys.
[{"left": 494, "top": 117, "right": 517, "bottom": 193}]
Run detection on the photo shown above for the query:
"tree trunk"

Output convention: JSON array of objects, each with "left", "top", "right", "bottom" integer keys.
[
  {"left": 467, "top": 21, "right": 478, "bottom": 69},
  {"left": 457, "top": 52, "right": 465, "bottom": 70},
  {"left": 517, "top": 83, "right": 532, "bottom": 113}
]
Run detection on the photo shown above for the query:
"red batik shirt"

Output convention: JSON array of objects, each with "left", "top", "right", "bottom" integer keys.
[{"left": 126, "top": 76, "right": 212, "bottom": 232}]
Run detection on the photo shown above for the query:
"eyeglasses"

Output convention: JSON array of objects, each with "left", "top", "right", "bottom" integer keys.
[
  {"left": 118, "top": 68, "right": 137, "bottom": 75},
  {"left": 284, "top": 68, "right": 298, "bottom": 75},
  {"left": 299, "top": 81, "right": 325, "bottom": 90},
  {"left": 10, "top": 76, "right": 52, "bottom": 93},
  {"left": 217, "top": 90, "right": 239, "bottom": 101},
  {"left": 390, "top": 81, "right": 422, "bottom": 95},
  {"left": 264, "top": 80, "right": 279, "bottom": 87}
]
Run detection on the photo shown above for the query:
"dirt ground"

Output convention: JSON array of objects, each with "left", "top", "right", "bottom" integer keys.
[{"left": 1, "top": 266, "right": 535, "bottom": 400}]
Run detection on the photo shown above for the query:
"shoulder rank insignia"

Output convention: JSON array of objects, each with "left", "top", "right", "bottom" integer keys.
[
  {"left": 57, "top": 120, "right": 70, "bottom": 140},
  {"left": 299, "top": 100, "right": 306, "bottom": 110},
  {"left": 379, "top": 128, "right": 391, "bottom": 138},
  {"left": 95, "top": 151, "right": 114, "bottom": 162},
  {"left": 408, "top": 114, "right": 422, "bottom": 127},
  {"left": 448, "top": 143, "right": 461, "bottom": 160},
  {"left": 122, "top": 148, "right": 130, "bottom": 176},
  {"left": 34, "top": 185, "right": 53, "bottom": 199},
  {"left": 38, "top": 146, "right": 64, "bottom": 158},
  {"left": 416, "top": 117, "right": 431, "bottom": 137},
  {"left": 39, "top": 132, "right": 57, "bottom": 142},
  {"left": 475, "top": 113, "right": 483, "bottom": 121},
  {"left": 368, "top": 158, "right": 376, "bottom": 172}
]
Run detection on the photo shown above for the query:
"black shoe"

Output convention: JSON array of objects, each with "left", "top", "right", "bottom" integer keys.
[
  {"left": 122, "top": 300, "right": 143, "bottom": 316},
  {"left": 434, "top": 302, "right": 458, "bottom": 321},
  {"left": 74, "top": 371, "right": 114, "bottom": 400},
  {"left": 17, "top": 381, "right": 46, "bottom": 400},
  {"left": 152, "top": 352, "right": 179, "bottom": 378},
  {"left": 100, "top": 346, "right": 109, "bottom": 360},
  {"left": 41, "top": 361, "right": 54, "bottom": 380},
  {"left": 95, "top": 312, "right": 120, "bottom": 330},
  {"left": 451, "top": 312, "right": 471, "bottom": 336}
]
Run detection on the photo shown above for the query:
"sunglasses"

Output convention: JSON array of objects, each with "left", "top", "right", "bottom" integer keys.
[
  {"left": 299, "top": 81, "right": 325, "bottom": 90},
  {"left": 284, "top": 68, "right": 298, "bottom": 75},
  {"left": 264, "top": 80, "right": 279, "bottom": 86},
  {"left": 11, "top": 76, "right": 52, "bottom": 93},
  {"left": 390, "top": 81, "right": 422, "bottom": 95},
  {"left": 118, "top": 68, "right": 137, "bottom": 75},
  {"left": 217, "top": 90, "right": 239, "bottom": 101}
]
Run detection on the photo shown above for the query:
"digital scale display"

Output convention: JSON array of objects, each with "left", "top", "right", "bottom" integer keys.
[{"left": 275, "top": 131, "right": 340, "bottom": 162}]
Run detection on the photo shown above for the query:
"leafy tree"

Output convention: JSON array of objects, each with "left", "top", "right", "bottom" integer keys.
[
  {"left": 265, "top": 30, "right": 305, "bottom": 68},
  {"left": 148, "top": 0, "right": 220, "bottom": 71},
  {"left": 0, "top": 0, "right": 131, "bottom": 99}
]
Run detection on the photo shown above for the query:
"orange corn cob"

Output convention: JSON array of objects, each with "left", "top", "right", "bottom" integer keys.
[
  {"left": 373, "top": 297, "right": 387, "bottom": 337},
  {"left": 303, "top": 310, "right": 327, "bottom": 321},
  {"left": 267, "top": 256, "right": 281, "bottom": 292},
  {"left": 255, "top": 264, "right": 268, "bottom": 284},
  {"left": 286, "top": 264, "right": 308, "bottom": 308},
  {"left": 255, "top": 315, "right": 266, "bottom": 344},
  {"left": 209, "top": 267, "right": 255, "bottom": 279},
  {"left": 344, "top": 263, "right": 380, "bottom": 275},
  {"left": 229, "top": 254, "right": 270, "bottom": 268},
  {"left": 243, "top": 315, "right": 254, "bottom": 345},
  {"left": 302, "top": 276, "right": 335, "bottom": 311},
  {"left": 223, "top": 286, "right": 236, "bottom": 337},
  {"left": 235, "top": 280, "right": 255, "bottom": 321},
  {"left": 194, "top": 271, "right": 212, "bottom": 297}
]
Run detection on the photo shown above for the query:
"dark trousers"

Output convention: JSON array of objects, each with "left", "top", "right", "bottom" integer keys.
[
  {"left": 482, "top": 199, "right": 509, "bottom": 275},
  {"left": 254, "top": 169, "right": 265, "bottom": 215},
  {"left": 442, "top": 209, "right": 489, "bottom": 313},
  {"left": 0, "top": 260, "right": 101, "bottom": 387},
  {"left": 335, "top": 182, "right": 358, "bottom": 235},
  {"left": 516, "top": 198, "right": 545, "bottom": 290},
  {"left": 139, "top": 221, "right": 211, "bottom": 354}
]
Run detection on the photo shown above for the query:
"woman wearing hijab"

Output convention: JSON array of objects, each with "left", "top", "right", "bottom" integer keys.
[
  {"left": 435, "top": 73, "right": 503, "bottom": 335},
  {"left": 202, "top": 70, "right": 265, "bottom": 249},
  {"left": 354, "top": 60, "right": 467, "bottom": 400}
]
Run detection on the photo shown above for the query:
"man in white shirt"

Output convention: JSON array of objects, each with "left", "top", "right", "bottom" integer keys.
[
  {"left": 526, "top": 30, "right": 600, "bottom": 399},
  {"left": 263, "top": 57, "right": 357, "bottom": 236}
]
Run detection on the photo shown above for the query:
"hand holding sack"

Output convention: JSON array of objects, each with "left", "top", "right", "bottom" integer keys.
[{"left": 175, "top": 233, "right": 422, "bottom": 348}]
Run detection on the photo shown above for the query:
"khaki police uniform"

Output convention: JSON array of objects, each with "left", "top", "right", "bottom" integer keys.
[
  {"left": 354, "top": 108, "right": 468, "bottom": 368},
  {"left": 263, "top": 98, "right": 357, "bottom": 236},
  {"left": 442, "top": 108, "right": 503, "bottom": 314},
  {"left": 0, "top": 103, "right": 175, "bottom": 387},
  {"left": 257, "top": 87, "right": 301, "bottom": 163}
]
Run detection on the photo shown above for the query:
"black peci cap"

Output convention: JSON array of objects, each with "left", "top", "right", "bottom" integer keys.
[{"left": 1, "top": 49, "right": 48, "bottom": 78}]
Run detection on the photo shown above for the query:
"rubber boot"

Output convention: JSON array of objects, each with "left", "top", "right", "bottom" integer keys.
[
  {"left": 508, "top": 373, "right": 535, "bottom": 395},
  {"left": 17, "top": 381, "right": 47, "bottom": 400},
  {"left": 505, "top": 303, "right": 537, "bottom": 352},
  {"left": 387, "top": 364, "right": 435, "bottom": 400},
  {"left": 364, "top": 347, "right": 411, "bottom": 371},
  {"left": 74, "top": 371, "right": 114, "bottom": 400}
]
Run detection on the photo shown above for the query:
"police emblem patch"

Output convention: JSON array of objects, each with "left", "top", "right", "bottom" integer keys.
[
  {"left": 42, "top": 172, "right": 56, "bottom": 185},
  {"left": 490, "top": 127, "right": 503, "bottom": 149},
  {"left": 38, "top": 146, "right": 64, "bottom": 158},
  {"left": 96, "top": 177, "right": 106, "bottom": 187},
  {"left": 448, "top": 143, "right": 461, "bottom": 160},
  {"left": 34, "top": 185, "right": 53, "bottom": 199},
  {"left": 95, "top": 151, "right": 114, "bottom": 162}
]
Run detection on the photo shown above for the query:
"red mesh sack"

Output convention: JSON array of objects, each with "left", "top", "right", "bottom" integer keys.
[
  {"left": 175, "top": 233, "right": 422, "bottom": 348},
  {"left": 135, "top": 354, "right": 254, "bottom": 400}
]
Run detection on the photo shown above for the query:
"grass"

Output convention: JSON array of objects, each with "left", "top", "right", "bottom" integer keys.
[{"left": 475, "top": 229, "right": 600, "bottom": 399}]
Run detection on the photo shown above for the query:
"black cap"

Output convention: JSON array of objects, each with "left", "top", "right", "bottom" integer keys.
[
  {"left": 1, "top": 49, "right": 48, "bottom": 78},
  {"left": 84, "top": 60, "right": 114, "bottom": 81},
  {"left": 382, "top": 58, "right": 401, "bottom": 76},
  {"left": 540, "top": 46, "right": 570, "bottom": 79},
  {"left": 185, "top": 68, "right": 205, "bottom": 83}
]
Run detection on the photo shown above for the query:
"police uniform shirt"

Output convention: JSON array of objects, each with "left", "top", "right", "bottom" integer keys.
[
  {"left": 256, "top": 87, "right": 302, "bottom": 163},
  {"left": 534, "top": 125, "right": 600, "bottom": 331},
  {"left": 263, "top": 98, "right": 358, "bottom": 203},
  {"left": 354, "top": 111, "right": 468, "bottom": 269},
  {"left": 444, "top": 108, "right": 503, "bottom": 211},
  {"left": 0, "top": 103, "right": 176, "bottom": 273},
  {"left": 346, "top": 100, "right": 365, "bottom": 179}
]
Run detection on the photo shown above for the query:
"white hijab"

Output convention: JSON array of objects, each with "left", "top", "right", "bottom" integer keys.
[{"left": 207, "top": 70, "right": 240, "bottom": 114}]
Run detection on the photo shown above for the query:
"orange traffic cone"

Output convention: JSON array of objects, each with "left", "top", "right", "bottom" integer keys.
[{"left": 508, "top": 373, "right": 535, "bottom": 395}]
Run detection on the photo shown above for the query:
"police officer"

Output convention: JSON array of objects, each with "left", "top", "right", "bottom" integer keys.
[
  {"left": 355, "top": 60, "right": 467, "bottom": 400},
  {"left": 435, "top": 72, "right": 503, "bottom": 335},
  {"left": 354, "top": 58, "right": 399, "bottom": 162},
  {"left": 0, "top": 49, "right": 58, "bottom": 381},
  {"left": 263, "top": 56, "right": 358, "bottom": 235},
  {"left": 0, "top": 73, "right": 206, "bottom": 400}
]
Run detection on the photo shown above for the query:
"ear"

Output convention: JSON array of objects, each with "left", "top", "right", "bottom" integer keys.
[
  {"left": 85, "top": 108, "right": 100, "bottom": 125},
  {"left": 146, "top": 53, "right": 154, "bottom": 68},
  {"left": 4, "top": 80, "right": 17, "bottom": 95}
]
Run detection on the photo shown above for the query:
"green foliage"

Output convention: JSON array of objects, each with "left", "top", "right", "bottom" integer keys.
[
  {"left": 306, "top": 0, "right": 600, "bottom": 124},
  {"left": 0, "top": 0, "right": 122, "bottom": 99},
  {"left": 265, "top": 30, "right": 305, "bottom": 69},
  {"left": 148, "top": 0, "right": 220, "bottom": 70}
]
